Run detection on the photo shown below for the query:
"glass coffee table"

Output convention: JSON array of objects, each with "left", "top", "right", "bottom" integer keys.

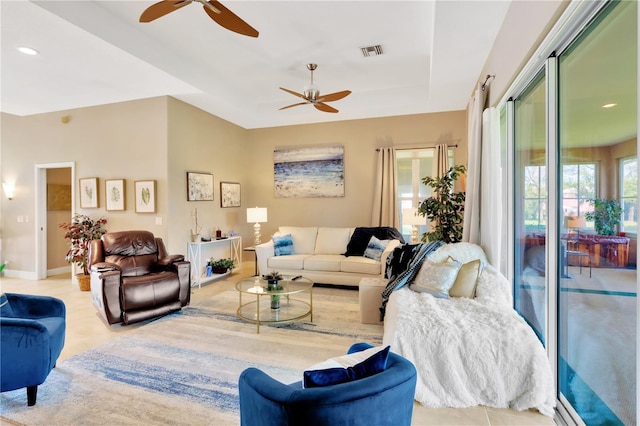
[{"left": 235, "top": 275, "right": 313, "bottom": 333}]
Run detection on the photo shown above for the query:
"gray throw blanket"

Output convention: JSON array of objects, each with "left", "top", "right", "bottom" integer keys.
[{"left": 380, "top": 241, "right": 444, "bottom": 320}]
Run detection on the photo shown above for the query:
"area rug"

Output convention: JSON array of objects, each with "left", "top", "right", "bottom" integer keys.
[{"left": 1, "top": 286, "right": 383, "bottom": 425}]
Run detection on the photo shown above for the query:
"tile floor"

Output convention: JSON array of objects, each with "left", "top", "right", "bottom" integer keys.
[{"left": 0, "top": 261, "right": 557, "bottom": 425}]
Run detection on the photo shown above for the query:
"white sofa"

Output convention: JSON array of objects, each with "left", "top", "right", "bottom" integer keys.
[{"left": 255, "top": 226, "right": 402, "bottom": 287}]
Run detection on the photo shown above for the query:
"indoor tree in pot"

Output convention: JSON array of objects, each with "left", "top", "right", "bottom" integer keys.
[
  {"left": 60, "top": 214, "right": 107, "bottom": 291},
  {"left": 584, "top": 198, "right": 623, "bottom": 236},
  {"left": 417, "top": 164, "right": 466, "bottom": 244}
]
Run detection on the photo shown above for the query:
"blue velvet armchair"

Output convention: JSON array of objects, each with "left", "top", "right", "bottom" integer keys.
[
  {"left": 0, "top": 293, "right": 66, "bottom": 406},
  {"left": 238, "top": 342, "right": 417, "bottom": 426}
]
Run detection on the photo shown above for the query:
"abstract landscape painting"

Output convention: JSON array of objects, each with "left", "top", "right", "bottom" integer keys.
[{"left": 274, "top": 146, "right": 344, "bottom": 198}]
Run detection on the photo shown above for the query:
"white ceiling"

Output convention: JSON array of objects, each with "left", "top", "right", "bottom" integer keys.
[{"left": 1, "top": 0, "right": 512, "bottom": 129}]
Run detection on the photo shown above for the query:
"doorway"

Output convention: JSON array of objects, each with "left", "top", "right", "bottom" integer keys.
[{"left": 35, "top": 162, "right": 75, "bottom": 279}]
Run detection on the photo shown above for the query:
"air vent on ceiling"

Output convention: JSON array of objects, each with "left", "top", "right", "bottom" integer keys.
[{"left": 361, "top": 45, "right": 383, "bottom": 57}]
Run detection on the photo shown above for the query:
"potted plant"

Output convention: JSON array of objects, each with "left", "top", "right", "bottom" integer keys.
[
  {"left": 60, "top": 214, "right": 108, "bottom": 290},
  {"left": 584, "top": 198, "right": 623, "bottom": 236},
  {"left": 207, "top": 258, "right": 235, "bottom": 274},
  {"left": 262, "top": 271, "right": 283, "bottom": 309},
  {"left": 417, "top": 164, "right": 466, "bottom": 244}
]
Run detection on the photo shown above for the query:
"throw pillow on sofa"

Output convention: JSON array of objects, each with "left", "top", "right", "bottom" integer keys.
[
  {"left": 409, "top": 256, "right": 461, "bottom": 298},
  {"left": 363, "top": 236, "right": 390, "bottom": 261},
  {"left": 449, "top": 259, "right": 483, "bottom": 298},
  {"left": 272, "top": 234, "right": 294, "bottom": 256}
]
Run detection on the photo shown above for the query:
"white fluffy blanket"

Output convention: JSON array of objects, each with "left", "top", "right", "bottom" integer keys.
[{"left": 384, "top": 267, "right": 555, "bottom": 416}]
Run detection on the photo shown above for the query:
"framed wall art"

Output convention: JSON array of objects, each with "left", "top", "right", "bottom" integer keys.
[
  {"left": 187, "top": 171, "right": 214, "bottom": 201},
  {"left": 135, "top": 180, "right": 156, "bottom": 213},
  {"left": 79, "top": 177, "right": 99, "bottom": 208},
  {"left": 220, "top": 181, "right": 241, "bottom": 208},
  {"left": 105, "top": 179, "right": 126, "bottom": 211},
  {"left": 274, "top": 145, "right": 345, "bottom": 198}
]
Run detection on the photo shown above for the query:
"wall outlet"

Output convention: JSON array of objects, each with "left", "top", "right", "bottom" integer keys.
[{"left": 17, "top": 216, "right": 24, "bottom": 223}]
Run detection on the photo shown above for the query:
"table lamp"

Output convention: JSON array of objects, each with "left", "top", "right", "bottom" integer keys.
[
  {"left": 567, "top": 216, "right": 587, "bottom": 238},
  {"left": 403, "top": 208, "right": 424, "bottom": 244},
  {"left": 247, "top": 207, "right": 268, "bottom": 246}
]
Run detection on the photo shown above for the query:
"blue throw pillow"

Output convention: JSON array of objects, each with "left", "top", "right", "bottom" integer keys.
[
  {"left": 363, "top": 235, "right": 390, "bottom": 261},
  {"left": 272, "top": 234, "right": 294, "bottom": 256},
  {"left": 303, "top": 346, "right": 390, "bottom": 388},
  {"left": 0, "top": 293, "right": 14, "bottom": 317}
]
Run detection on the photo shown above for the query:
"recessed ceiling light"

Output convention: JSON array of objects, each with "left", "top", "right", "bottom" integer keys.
[
  {"left": 16, "top": 46, "right": 39, "bottom": 55},
  {"left": 602, "top": 103, "right": 618, "bottom": 108}
]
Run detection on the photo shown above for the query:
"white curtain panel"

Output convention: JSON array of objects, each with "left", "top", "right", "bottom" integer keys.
[
  {"left": 462, "top": 83, "right": 486, "bottom": 243},
  {"left": 371, "top": 147, "right": 399, "bottom": 228},
  {"left": 479, "top": 107, "right": 503, "bottom": 271}
]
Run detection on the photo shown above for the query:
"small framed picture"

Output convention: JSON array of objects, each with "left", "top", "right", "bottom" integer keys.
[
  {"left": 220, "top": 182, "right": 241, "bottom": 208},
  {"left": 105, "top": 179, "right": 126, "bottom": 211},
  {"left": 135, "top": 180, "right": 156, "bottom": 213},
  {"left": 79, "top": 177, "right": 99, "bottom": 208},
  {"left": 187, "top": 172, "right": 214, "bottom": 201}
]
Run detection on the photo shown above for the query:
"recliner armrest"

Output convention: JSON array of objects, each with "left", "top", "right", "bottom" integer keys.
[
  {"left": 90, "top": 262, "right": 120, "bottom": 273},
  {"left": 157, "top": 254, "right": 185, "bottom": 268}
]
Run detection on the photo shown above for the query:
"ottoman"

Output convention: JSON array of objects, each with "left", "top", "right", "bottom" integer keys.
[{"left": 359, "top": 277, "right": 386, "bottom": 324}]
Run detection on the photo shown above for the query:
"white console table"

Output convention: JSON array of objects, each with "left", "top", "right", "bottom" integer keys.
[{"left": 187, "top": 236, "right": 242, "bottom": 288}]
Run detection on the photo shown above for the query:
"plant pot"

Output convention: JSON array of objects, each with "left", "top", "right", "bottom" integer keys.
[
  {"left": 212, "top": 267, "right": 228, "bottom": 274},
  {"left": 77, "top": 274, "right": 91, "bottom": 291}
]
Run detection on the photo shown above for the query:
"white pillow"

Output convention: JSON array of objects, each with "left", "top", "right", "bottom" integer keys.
[
  {"left": 306, "top": 345, "right": 388, "bottom": 371},
  {"left": 449, "top": 259, "right": 483, "bottom": 298},
  {"left": 315, "top": 227, "right": 352, "bottom": 254},
  {"left": 410, "top": 256, "right": 461, "bottom": 298}
]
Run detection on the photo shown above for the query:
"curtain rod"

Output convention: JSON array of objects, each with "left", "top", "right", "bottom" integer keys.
[
  {"left": 481, "top": 74, "right": 495, "bottom": 91},
  {"left": 375, "top": 143, "right": 458, "bottom": 152}
]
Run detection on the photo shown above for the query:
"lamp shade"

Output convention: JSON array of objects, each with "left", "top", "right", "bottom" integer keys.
[
  {"left": 3, "top": 182, "right": 15, "bottom": 200},
  {"left": 402, "top": 208, "right": 424, "bottom": 225},
  {"left": 567, "top": 216, "right": 587, "bottom": 229},
  {"left": 247, "top": 207, "right": 268, "bottom": 223}
]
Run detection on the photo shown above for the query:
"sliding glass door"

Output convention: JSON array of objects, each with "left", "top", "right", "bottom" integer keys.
[
  {"left": 509, "top": 1, "right": 637, "bottom": 424},
  {"left": 557, "top": 1, "right": 637, "bottom": 424}
]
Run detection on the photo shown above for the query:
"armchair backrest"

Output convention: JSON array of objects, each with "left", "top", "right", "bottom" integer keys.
[{"left": 89, "top": 230, "right": 167, "bottom": 277}]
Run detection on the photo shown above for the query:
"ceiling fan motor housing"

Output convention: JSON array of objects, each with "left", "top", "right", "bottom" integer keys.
[{"left": 304, "top": 84, "right": 320, "bottom": 101}]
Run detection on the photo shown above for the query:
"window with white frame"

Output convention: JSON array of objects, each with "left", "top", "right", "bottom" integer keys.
[{"left": 620, "top": 156, "right": 637, "bottom": 235}]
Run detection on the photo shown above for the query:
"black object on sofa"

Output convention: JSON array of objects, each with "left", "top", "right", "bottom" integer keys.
[
  {"left": 88, "top": 230, "right": 191, "bottom": 325},
  {"left": 344, "top": 227, "right": 405, "bottom": 257}
]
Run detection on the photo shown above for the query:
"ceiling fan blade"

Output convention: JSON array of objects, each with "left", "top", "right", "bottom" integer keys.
[
  {"left": 279, "top": 101, "right": 310, "bottom": 111},
  {"left": 279, "top": 87, "right": 309, "bottom": 101},
  {"left": 318, "top": 90, "right": 352, "bottom": 102},
  {"left": 140, "top": 0, "right": 191, "bottom": 23},
  {"left": 202, "top": 1, "right": 259, "bottom": 37},
  {"left": 314, "top": 102, "right": 339, "bottom": 113}
]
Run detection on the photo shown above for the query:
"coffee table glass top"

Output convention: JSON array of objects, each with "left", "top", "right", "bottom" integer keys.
[{"left": 236, "top": 275, "right": 313, "bottom": 295}]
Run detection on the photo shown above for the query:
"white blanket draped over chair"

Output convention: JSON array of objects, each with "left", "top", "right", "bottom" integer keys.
[{"left": 383, "top": 243, "right": 556, "bottom": 416}]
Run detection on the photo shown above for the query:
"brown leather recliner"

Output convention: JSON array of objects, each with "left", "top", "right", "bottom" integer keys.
[{"left": 88, "top": 230, "right": 191, "bottom": 325}]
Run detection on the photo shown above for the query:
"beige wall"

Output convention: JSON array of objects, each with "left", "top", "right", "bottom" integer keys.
[
  {"left": 246, "top": 111, "right": 467, "bottom": 238},
  {"left": 1, "top": 97, "right": 169, "bottom": 275}
]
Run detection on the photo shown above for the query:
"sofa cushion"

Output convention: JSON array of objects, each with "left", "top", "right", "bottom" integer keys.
[
  {"left": 315, "top": 227, "right": 352, "bottom": 255},
  {"left": 363, "top": 236, "right": 390, "bottom": 261},
  {"left": 273, "top": 234, "right": 294, "bottom": 256},
  {"left": 341, "top": 257, "right": 382, "bottom": 275},
  {"left": 303, "top": 345, "right": 391, "bottom": 388},
  {"left": 0, "top": 293, "right": 14, "bottom": 317},
  {"left": 279, "top": 227, "right": 318, "bottom": 254},
  {"left": 345, "top": 227, "right": 405, "bottom": 257},
  {"left": 304, "top": 255, "right": 343, "bottom": 272},
  {"left": 268, "top": 254, "right": 309, "bottom": 270}
]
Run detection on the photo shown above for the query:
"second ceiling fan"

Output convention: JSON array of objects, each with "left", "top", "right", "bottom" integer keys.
[{"left": 279, "top": 64, "right": 351, "bottom": 113}]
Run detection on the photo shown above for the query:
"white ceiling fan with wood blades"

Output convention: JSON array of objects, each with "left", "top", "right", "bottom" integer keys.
[
  {"left": 139, "top": 0, "right": 259, "bottom": 38},
  {"left": 279, "top": 64, "right": 351, "bottom": 113}
]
